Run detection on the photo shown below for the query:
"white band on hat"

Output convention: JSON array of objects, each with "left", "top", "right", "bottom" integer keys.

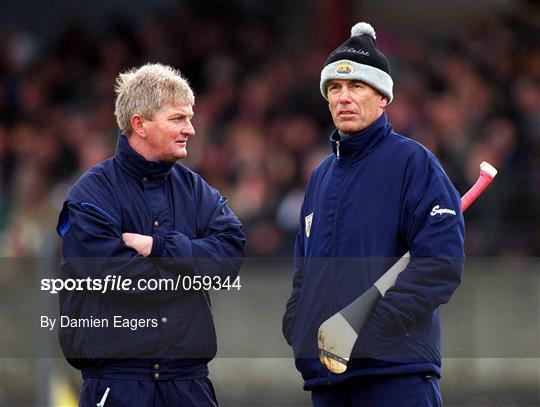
[{"left": 320, "top": 59, "right": 393, "bottom": 103}]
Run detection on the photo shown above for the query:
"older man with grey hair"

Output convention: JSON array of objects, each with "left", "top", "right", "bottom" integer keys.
[
  {"left": 57, "top": 63, "right": 245, "bottom": 406},
  {"left": 283, "top": 23, "right": 464, "bottom": 406}
]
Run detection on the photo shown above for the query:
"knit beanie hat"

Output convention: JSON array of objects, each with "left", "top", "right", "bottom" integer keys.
[{"left": 320, "top": 22, "right": 393, "bottom": 103}]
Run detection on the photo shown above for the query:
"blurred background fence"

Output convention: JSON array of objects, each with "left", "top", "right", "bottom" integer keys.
[
  {"left": 1, "top": 257, "right": 539, "bottom": 406},
  {"left": 1, "top": 0, "right": 539, "bottom": 405}
]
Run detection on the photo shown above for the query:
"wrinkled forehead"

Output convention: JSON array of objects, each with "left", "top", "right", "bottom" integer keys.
[
  {"left": 158, "top": 101, "right": 194, "bottom": 116},
  {"left": 326, "top": 79, "right": 384, "bottom": 98},
  {"left": 327, "top": 79, "right": 369, "bottom": 87}
]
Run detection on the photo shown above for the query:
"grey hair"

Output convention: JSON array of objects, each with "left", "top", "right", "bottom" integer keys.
[{"left": 114, "top": 63, "right": 195, "bottom": 135}]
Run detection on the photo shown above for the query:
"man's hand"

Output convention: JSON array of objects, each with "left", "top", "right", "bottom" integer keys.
[{"left": 122, "top": 233, "right": 153, "bottom": 257}]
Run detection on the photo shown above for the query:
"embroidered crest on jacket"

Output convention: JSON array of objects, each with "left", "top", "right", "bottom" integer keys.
[{"left": 305, "top": 213, "right": 314, "bottom": 238}]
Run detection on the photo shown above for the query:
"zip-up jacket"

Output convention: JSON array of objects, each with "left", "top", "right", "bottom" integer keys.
[
  {"left": 56, "top": 133, "right": 245, "bottom": 376},
  {"left": 282, "top": 113, "right": 464, "bottom": 389}
]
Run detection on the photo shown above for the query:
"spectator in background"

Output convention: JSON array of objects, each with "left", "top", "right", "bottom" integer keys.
[{"left": 0, "top": 4, "right": 538, "bottom": 259}]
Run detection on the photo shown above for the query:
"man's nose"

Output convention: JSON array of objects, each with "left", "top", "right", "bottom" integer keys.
[
  {"left": 183, "top": 120, "right": 195, "bottom": 136},
  {"left": 338, "top": 88, "right": 352, "bottom": 103}
]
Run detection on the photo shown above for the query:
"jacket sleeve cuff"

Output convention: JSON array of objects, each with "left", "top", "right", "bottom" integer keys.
[
  {"left": 282, "top": 311, "right": 294, "bottom": 346},
  {"left": 150, "top": 234, "right": 165, "bottom": 257},
  {"left": 371, "top": 303, "right": 403, "bottom": 337}
]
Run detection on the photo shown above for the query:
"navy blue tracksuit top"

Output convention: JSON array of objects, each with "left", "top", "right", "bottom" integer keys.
[
  {"left": 56, "top": 134, "right": 245, "bottom": 376},
  {"left": 283, "top": 113, "right": 465, "bottom": 389}
]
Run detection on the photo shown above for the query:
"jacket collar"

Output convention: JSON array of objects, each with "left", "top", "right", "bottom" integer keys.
[
  {"left": 330, "top": 112, "right": 392, "bottom": 161},
  {"left": 115, "top": 133, "right": 175, "bottom": 179}
]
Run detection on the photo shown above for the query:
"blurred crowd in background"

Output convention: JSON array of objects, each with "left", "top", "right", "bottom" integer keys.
[{"left": 1, "top": 1, "right": 539, "bottom": 258}]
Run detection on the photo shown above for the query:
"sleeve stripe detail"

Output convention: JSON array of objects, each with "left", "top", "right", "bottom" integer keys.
[{"left": 79, "top": 202, "right": 120, "bottom": 225}]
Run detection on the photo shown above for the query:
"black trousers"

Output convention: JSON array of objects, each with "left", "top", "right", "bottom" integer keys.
[
  {"left": 79, "top": 376, "right": 218, "bottom": 407},
  {"left": 311, "top": 374, "right": 442, "bottom": 407}
]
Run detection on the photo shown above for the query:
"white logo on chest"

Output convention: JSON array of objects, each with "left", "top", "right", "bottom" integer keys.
[{"left": 430, "top": 205, "right": 456, "bottom": 216}]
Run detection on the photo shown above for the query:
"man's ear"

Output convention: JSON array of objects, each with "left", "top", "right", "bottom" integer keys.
[
  {"left": 380, "top": 96, "right": 388, "bottom": 109},
  {"left": 130, "top": 114, "right": 147, "bottom": 138}
]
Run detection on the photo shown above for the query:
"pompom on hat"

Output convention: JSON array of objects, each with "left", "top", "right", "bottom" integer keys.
[{"left": 320, "top": 22, "right": 393, "bottom": 103}]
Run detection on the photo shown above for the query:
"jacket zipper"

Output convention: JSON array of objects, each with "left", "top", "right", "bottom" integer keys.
[
  {"left": 336, "top": 140, "right": 341, "bottom": 160},
  {"left": 330, "top": 157, "right": 348, "bottom": 311}
]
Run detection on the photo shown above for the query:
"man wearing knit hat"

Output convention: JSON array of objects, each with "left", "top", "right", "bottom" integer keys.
[{"left": 283, "top": 23, "right": 464, "bottom": 406}]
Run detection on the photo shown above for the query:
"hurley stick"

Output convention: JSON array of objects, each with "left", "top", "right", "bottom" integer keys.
[{"left": 318, "top": 161, "right": 498, "bottom": 374}]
